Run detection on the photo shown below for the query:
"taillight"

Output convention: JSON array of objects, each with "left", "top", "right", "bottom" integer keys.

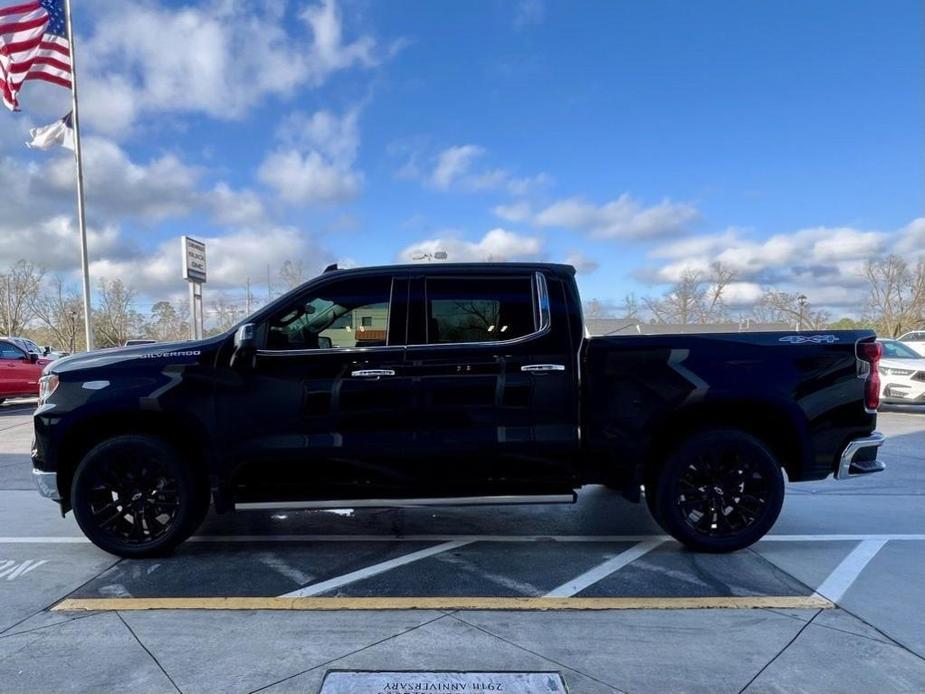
[{"left": 858, "top": 341, "right": 882, "bottom": 411}]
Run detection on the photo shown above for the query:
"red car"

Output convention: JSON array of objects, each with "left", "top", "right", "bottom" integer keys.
[{"left": 0, "top": 338, "right": 52, "bottom": 403}]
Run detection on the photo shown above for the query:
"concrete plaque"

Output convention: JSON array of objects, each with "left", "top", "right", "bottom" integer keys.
[{"left": 319, "top": 671, "right": 567, "bottom": 694}]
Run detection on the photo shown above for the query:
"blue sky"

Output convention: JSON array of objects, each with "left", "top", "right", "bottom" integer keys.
[{"left": 1, "top": 0, "right": 922, "bottom": 316}]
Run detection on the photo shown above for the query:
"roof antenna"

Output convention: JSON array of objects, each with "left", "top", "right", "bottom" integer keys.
[{"left": 323, "top": 263, "right": 338, "bottom": 273}]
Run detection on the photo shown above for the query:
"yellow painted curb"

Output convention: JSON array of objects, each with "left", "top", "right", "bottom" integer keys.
[{"left": 53, "top": 595, "right": 834, "bottom": 612}]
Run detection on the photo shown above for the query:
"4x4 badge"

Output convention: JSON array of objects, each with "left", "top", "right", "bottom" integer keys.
[{"left": 779, "top": 335, "right": 840, "bottom": 344}]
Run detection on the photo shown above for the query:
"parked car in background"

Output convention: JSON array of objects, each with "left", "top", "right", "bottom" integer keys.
[
  {"left": 5, "top": 336, "right": 67, "bottom": 361},
  {"left": 878, "top": 339, "right": 925, "bottom": 404},
  {"left": 0, "top": 338, "right": 52, "bottom": 404},
  {"left": 33, "top": 262, "right": 885, "bottom": 558},
  {"left": 897, "top": 331, "right": 925, "bottom": 356}
]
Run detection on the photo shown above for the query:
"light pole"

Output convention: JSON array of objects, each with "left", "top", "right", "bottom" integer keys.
[{"left": 797, "top": 294, "right": 807, "bottom": 331}]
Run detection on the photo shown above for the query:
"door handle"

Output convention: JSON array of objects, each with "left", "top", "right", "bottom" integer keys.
[
  {"left": 350, "top": 369, "right": 396, "bottom": 378},
  {"left": 521, "top": 364, "right": 565, "bottom": 372}
]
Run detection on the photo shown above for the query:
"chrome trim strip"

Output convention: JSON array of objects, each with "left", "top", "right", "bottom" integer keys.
[
  {"left": 836, "top": 432, "right": 886, "bottom": 480},
  {"left": 32, "top": 469, "right": 60, "bottom": 501},
  {"left": 521, "top": 364, "right": 565, "bottom": 372},
  {"left": 350, "top": 369, "right": 396, "bottom": 377},
  {"left": 236, "top": 494, "right": 576, "bottom": 511}
]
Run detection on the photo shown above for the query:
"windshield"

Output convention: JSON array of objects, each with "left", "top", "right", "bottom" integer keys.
[{"left": 880, "top": 340, "right": 921, "bottom": 359}]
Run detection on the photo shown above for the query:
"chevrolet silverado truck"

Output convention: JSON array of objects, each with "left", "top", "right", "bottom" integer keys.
[{"left": 31, "top": 262, "right": 886, "bottom": 557}]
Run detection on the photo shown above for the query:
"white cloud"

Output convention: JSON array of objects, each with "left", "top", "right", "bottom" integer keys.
[
  {"left": 431, "top": 145, "right": 485, "bottom": 190},
  {"left": 209, "top": 183, "right": 267, "bottom": 227},
  {"left": 493, "top": 201, "right": 533, "bottom": 223},
  {"left": 643, "top": 221, "right": 920, "bottom": 310},
  {"left": 532, "top": 194, "right": 699, "bottom": 240},
  {"left": 79, "top": 0, "right": 385, "bottom": 135},
  {"left": 564, "top": 251, "right": 599, "bottom": 274},
  {"left": 258, "top": 150, "right": 362, "bottom": 204},
  {"left": 398, "top": 143, "right": 550, "bottom": 195},
  {"left": 399, "top": 228, "right": 543, "bottom": 263},
  {"left": 0, "top": 216, "right": 123, "bottom": 274},
  {"left": 41, "top": 136, "right": 202, "bottom": 222},
  {"left": 895, "top": 217, "right": 925, "bottom": 256},
  {"left": 90, "top": 226, "right": 333, "bottom": 295},
  {"left": 514, "top": 0, "right": 545, "bottom": 30},
  {"left": 276, "top": 108, "right": 361, "bottom": 166},
  {"left": 259, "top": 107, "right": 363, "bottom": 204}
]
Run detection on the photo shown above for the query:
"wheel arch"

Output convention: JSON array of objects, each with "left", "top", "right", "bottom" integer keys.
[
  {"left": 643, "top": 398, "right": 811, "bottom": 487},
  {"left": 56, "top": 410, "right": 212, "bottom": 512}
]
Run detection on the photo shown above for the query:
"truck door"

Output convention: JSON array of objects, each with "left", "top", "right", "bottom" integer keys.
[
  {"left": 0, "top": 340, "right": 38, "bottom": 398},
  {"left": 403, "top": 271, "right": 579, "bottom": 492},
  {"left": 221, "top": 274, "right": 414, "bottom": 501}
]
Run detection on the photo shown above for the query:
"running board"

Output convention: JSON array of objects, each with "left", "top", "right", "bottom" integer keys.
[{"left": 235, "top": 493, "right": 576, "bottom": 511}]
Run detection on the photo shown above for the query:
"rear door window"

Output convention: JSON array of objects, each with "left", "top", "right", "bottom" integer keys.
[{"left": 425, "top": 276, "right": 536, "bottom": 344}]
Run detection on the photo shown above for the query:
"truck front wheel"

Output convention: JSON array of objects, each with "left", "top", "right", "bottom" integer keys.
[
  {"left": 650, "top": 429, "right": 784, "bottom": 552},
  {"left": 71, "top": 435, "right": 208, "bottom": 558}
]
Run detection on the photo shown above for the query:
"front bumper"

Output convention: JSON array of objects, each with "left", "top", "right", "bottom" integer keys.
[
  {"left": 32, "top": 469, "right": 60, "bottom": 501},
  {"left": 882, "top": 379, "right": 925, "bottom": 402},
  {"left": 835, "top": 432, "right": 886, "bottom": 480}
]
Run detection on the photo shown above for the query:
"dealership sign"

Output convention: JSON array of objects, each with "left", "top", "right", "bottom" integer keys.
[{"left": 181, "top": 236, "right": 207, "bottom": 283}]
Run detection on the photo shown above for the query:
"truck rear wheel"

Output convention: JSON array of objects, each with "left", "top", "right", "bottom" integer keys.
[
  {"left": 71, "top": 435, "right": 207, "bottom": 558},
  {"left": 650, "top": 429, "right": 784, "bottom": 553}
]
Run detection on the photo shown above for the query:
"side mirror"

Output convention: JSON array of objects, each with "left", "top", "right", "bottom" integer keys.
[
  {"left": 317, "top": 336, "right": 332, "bottom": 350},
  {"left": 28, "top": 352, "right": 38, "bottom": 364},
  {"left": 231, "top": 323, "right": 257, "bottom": 368},
  {"left": 43, "top": 346, "right": 51, "bottom": 356}
]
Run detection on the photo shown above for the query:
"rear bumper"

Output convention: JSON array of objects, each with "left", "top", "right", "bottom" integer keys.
[{"left": 835, "top": 432, "right": 886, "bottom": 480}]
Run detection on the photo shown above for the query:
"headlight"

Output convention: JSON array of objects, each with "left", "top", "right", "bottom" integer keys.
[{"left": 38, "top": 374, "right": 59, "bottom": 404}]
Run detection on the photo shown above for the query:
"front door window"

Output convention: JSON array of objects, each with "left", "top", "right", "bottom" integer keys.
[{"left": 266, "top": 277, "right": 393, "bottom": 350}]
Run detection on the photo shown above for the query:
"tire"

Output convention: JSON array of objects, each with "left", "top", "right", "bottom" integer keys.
[
  {"left": 650, "top": 429, "right": 784, "bottom": 553},
  {"left": 71, "top": 435, "right": 208, "bottom": 558}
]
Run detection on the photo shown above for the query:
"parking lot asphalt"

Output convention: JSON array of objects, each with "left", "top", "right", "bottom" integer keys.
[{"left": 0, "top": 400, "right": 923, "bottom": 693}]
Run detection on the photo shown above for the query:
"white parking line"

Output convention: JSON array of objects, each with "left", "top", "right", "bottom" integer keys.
[
  {"left": 812, "top": 538, "right": 889, "bottom": 603},
  {"left": 0, "top": 534, "right": 923, "bottom": 544},
  {"left": 278, "top": 539, "right": 473, "bottom": 598},
  {"left": 0, "top": 533, "right": 925, "bottom": 545},
  {"left": 544, "top": 539, "right": 664, "bottom": 598}
]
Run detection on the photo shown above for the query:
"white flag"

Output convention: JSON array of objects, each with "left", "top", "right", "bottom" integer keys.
[{"left": 26, "top": 112, "right": 75, "bottom": 151}]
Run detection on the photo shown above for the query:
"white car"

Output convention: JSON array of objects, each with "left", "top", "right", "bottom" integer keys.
[
  {"left": 878, "top": 339, "right": 925, "bottom": 404},
  {"left": 897, "top": 330, "right": 925, "bottom": 356}
]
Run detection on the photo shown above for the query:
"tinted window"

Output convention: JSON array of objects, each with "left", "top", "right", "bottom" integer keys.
[
  {"left": 267, "top": 277, "right": 392, "bottom": 350},
  {"left": 880, "top": 341, "right": 921, "bottom": 359},
  {"left": 900, "top": 332, "right": 925, "bottom": 342},
  {"left": 426, "top": 276, "right": 536, "bottom": 344},
  {"left": 0, "top": 341, "right": 25, "bottom": 359}
]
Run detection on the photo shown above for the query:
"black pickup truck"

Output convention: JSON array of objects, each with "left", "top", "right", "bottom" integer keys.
[{"left": 32, "top": 262, "right": 885, "bottom": 557}]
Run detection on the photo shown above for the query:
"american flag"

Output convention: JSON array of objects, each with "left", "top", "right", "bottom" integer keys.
[{"left": 0, "top": 0, "right": 71, "bottom": 111}]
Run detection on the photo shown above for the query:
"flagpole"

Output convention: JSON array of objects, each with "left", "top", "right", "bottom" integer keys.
[{"left": 63, "top": 0, "right": 93, "bottom": 351}]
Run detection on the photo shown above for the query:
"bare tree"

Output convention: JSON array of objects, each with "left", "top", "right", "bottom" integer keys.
[
  {"left": 643, "top": 262, "right": 736, "bottom": 325},
  {"left": 863, "top": 256, "right": 925, "bottom": 337},
  {"left": 751, "top": 289, "right": 829, "bottom": 330},
  {"left": 0, "top": 260, "right": 44, "bottom": 336},
  {"left": 279, "top": 260, "right": 308, "bottom": 290},
  {"left": 583, "top": 299, "right": 614, "bottom": 319},
  {"left": 210, "top": 294, "right": 246, "bottom": 334},
  {"left": 30, "top": 276, "right": 84, "bottom": 352},
  {"left": 147, "top": 300, "right": 189, "bottom": 342},
  {"left": 94, "top": 279, "right": 143, "bottom": 347}
]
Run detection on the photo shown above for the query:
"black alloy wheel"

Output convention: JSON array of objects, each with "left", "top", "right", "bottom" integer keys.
[
  {"left": 650, "top": 429, "right": 784, "bottom": 552},
  {"left": 71, "top": 435, "right": 207, "bottom": 558}
]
